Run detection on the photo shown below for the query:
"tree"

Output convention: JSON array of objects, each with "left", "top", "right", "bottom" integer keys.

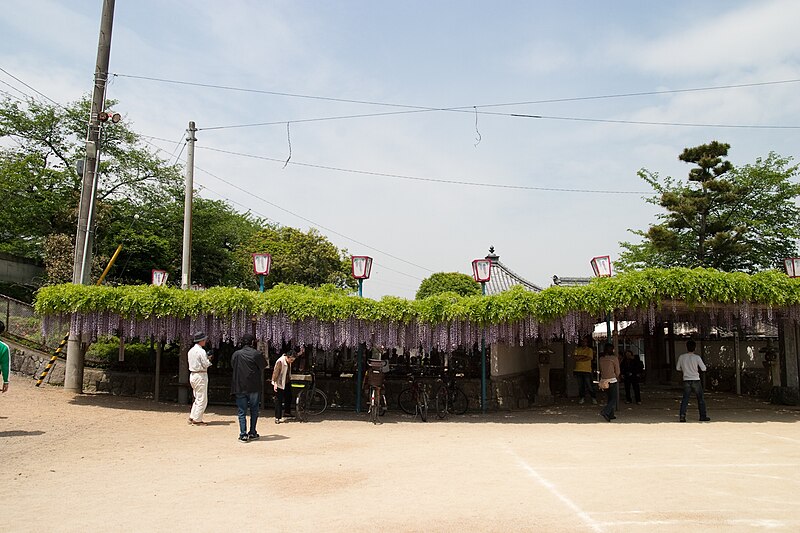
[
  {"left": 618, "top": 142, "right": 800, "bottom": 272},
  {"left": 0, "top": 96, "right": 183, "bottom": 264},
  {"left": 235, "top": 225, "right": 356, "bottom": 291},
  {"left": 416, "top": 272, "right": 481, "bottom": 299}
]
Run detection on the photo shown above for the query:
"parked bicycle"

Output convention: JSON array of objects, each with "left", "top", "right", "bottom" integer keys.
[
  {"left": 365, "top": 359, "right": 389, "bottom": 424},
  {"left": 398, "top": 372, "right": 429, "bottom": 422},
  {"left": 434, "top": 370, "right": 468, "bottom": 419},
  {"left": 294, "top": 366, "right": 328, "bottom": 422}
]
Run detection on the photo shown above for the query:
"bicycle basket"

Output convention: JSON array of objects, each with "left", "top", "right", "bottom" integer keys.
[{"left": 367, "top": 369, "right": 385, "bottom": 387}]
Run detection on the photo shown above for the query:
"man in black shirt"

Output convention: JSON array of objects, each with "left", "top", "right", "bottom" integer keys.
[{"left": 231, "top": 334, "right": 267, "bottom": 442}]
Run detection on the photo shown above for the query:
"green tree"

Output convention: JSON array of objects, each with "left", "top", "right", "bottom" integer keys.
[
  {"left": 236, "top": 225, "right": 356, "bottom": 290},
  {"left": 618, "top": 142, "right": 800, "bottom": 272},
  {"left": 416, "top": 272, "right": 481, "bottom": 299},
  {"left": 0, "top": 96, "right": 183, "bottom": 265}
]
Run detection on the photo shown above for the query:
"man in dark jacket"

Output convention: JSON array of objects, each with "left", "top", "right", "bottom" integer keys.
[{"left": 231, "top": 334, "right": 266, "bottom": 442}]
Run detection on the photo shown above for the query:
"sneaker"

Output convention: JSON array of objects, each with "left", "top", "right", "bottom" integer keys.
[
  {"left": 700, "top": 417, "right": 711, "bottom": 422},
  {"left": 679, "top": 416, "right": 686, "bottom": 423},
  {"left": 578, "top": 398, "right": 585, "bottom": 405},
  {"left": 591, "top": 398, "right": 598, "bottom": 405},
  {"left": 238, "top": 435, "right": 249, "bottom": 443},
  {"left": 248, "top": 433, "right": 260, "bottom": 440},
  {"left": 275, "top": 418, "right": 283, "bottom": 424}
]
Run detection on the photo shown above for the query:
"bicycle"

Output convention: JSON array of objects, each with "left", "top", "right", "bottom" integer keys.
[
  {"left": 434, "top": 371, "right": 469, "bottom": 419},
  {"left": 294, "top": 366, "right": 328, "bottom": 422},
  {"left": 397, "top": 373, "right": 429, "bottom": 421},
  {"left": 365, "top": 359, "right": 388, "bottom": 424}
]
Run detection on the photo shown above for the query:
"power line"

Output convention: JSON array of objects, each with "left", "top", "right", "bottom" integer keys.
[
  {"left": 190, "top": 142, "right": 651, "bottom": 195},
  {"left": 0, "top": 66, "right": 64, "bottom": 107},
  {"left": 113, "top": 72, "right": 800, "bottom": 131}
]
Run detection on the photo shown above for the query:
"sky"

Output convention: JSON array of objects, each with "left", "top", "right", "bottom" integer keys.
[{"left": 1, "top": 0, "right": 799, "bottom": 299}]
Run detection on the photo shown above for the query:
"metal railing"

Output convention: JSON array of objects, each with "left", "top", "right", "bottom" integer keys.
[{"left": 0, "top": 293, "right": 67, "bottom": 351}]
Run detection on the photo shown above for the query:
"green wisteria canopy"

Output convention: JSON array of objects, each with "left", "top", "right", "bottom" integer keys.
[{"left": 34, "top": 268, "right": 800, "bottom": 351}]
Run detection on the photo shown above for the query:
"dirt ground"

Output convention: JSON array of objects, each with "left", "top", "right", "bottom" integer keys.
[{"left": 3, "top": 375, "right": 800, "bottom": 533}]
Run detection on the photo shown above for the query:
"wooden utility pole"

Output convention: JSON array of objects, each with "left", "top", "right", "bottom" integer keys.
[
  {"left": 178, "top": 122, "right": 196, "bottom": 404},
  {"left": 65, "top": 0, "right": 116, "bottom": 392}
]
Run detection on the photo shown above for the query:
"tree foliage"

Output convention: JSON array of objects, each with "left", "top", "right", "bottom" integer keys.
[
  {"left": 618, "top": 142, "right": 800, "bottom": 273},
  {"left": 416, "top": 272, "right": 481, "bottom": 299},
  {"left": 235, "top": 226, "right": 356, "bottom": 291}
]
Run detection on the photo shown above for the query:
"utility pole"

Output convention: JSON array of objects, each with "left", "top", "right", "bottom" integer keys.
[
  {"left": 65, "top": 0, "right": 116, "bottom": 393},
  {"left": 181, "top": 121, "right": 196, "bottom": 290},
  {"left": 178, "top": 121, "right": 196, "bottom": 405}
]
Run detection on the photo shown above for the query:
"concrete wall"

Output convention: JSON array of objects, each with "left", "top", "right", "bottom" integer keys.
[{"left": 0, "top": 252, "right": 44, "bottom": 285}]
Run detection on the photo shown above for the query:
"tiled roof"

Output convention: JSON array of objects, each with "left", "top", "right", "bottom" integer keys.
[
  {"left": 482, "top": 249, "right": 543, "bottom": 295},
  {"left": 551, "top": 275, "right": 592, "bottom": 287}
]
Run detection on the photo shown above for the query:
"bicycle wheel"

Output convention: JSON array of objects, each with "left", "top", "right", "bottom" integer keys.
[
  {"left": 296, "top": 390, "right": 309, "bottom": 422},
  {"left": 369, "top": 388, "right": 379, "bottom": 424},
  {"left": 379, "top": 392, "right": 387, "bottom": 417},
  {"left": 435, "top": 386, "right": 449, "bottom": 419},
  {"left": 398, "top": 388, "right": 415, "bottom": 415},
  {"left": 449, "top": 388, "right": 469, "bottom": 415},
  {"left": 418, "top": 390, "right": 429, "bottom": 422},
  {"left": 306, "top": 389, "right": 327, "bottom": 416}
]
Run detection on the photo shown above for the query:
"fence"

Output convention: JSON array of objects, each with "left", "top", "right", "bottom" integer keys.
[{"left": 1, "top": 293, "right": 67, "bottom": 351}]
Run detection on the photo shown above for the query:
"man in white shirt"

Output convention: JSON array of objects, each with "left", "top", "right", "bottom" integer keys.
[
  {"left": 188, "top": 331, "right": 213, "bottom": 425},
  {"left": 675, "top": 339, "right": 710, "bottom": 422}
]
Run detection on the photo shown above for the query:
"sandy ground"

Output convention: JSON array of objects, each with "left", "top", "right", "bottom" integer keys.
[{"left": 3, "top": 375, "right": 800, "bottom": 533}]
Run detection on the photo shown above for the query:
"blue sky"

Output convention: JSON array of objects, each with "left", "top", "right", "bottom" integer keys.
[{"left": 2, "top": 1, "right": 799, "bottom": 298}]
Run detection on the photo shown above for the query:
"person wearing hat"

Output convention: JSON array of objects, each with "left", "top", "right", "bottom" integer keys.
[
  {"left": 231, "top": 333, "right": 266, "bottom": 442},
  {"left": 188, "top": 331, "right": 213, "bottom": 425},
  {"left": 0, "top": 320, "right": 10, "bottom": 393},
  {"left": 272, "top": 345, "right": 303, "bottom": 423}
]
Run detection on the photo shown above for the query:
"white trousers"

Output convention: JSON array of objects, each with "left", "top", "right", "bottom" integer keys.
[{"left": 190, "top": 372, "right": 209, "bottom": 422}]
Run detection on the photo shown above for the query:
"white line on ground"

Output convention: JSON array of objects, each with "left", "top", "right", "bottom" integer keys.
[{"left": 504, "top": 445, "right": 604, "bottom": 533}]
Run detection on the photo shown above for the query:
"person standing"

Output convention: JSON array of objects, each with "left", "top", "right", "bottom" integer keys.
[
  {"left": 0, "top": 320, "right": 10, "bottom": 393},
  {"left": 188, "top": 331, "right": 213, "bottom": 426},
  {"left": 231, "top": 333, "right": 266, "bottom": 442},
  {"left": 599, "top": 343, "right": 620, "bottom": 422},
  {"left": 676, "top": 340, "right": 711, "bottom": 422},
  {"left": 572, "top": 335, "right": 597, "bottom": 405},
  {"left": 272, "top": 346, "right": 302, "bottom": 423},
  {"left": 621, "top": 349, "right": 644, "bottom": 404}
]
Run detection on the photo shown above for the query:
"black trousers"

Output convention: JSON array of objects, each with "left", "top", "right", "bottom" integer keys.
[
  {"left": 274, "top": 386, "right": 293, "bottom": 419},
  {"left": 624, "top": 378, "right": 641, "bottom": 403}
]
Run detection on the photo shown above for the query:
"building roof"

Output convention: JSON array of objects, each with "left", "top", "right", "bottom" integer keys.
[
  {"left": 551, "top": 275, "right": 592, "bottom": 287},
  {"left": 483, "top": 247, "right": 543, "bottom": 295}
]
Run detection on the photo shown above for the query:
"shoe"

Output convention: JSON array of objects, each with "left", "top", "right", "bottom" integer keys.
[
  {"left": 191, "top": 420, "right": 208, "bottom": 426},
  {"left": 610, "top": 415, "right": 617, "bottom": 420},
  {"left": 679, "top": 416, "right": 686, "bottom": 423},
  {"left": 700, "top": 417, "right": 711, "bottom": 422},
  {"left": 636, "top": 401, "right": 642, "bottom": 405},
  {"left": 601, "top": 412, "right": 611, "bottom": 422},
  {"left": 238, "top": 435, "right": 249, "bottom": 443},
  {"left": 248, "top": 433, "right": 260, "bottom": 440},
  {"left": 591, "top": 398, "right": 598, "bottom": 405},
  {"left": 275, "top": 418, "right": 283, "bottom": 424},
  {"left": 625, "top": 400, "right": 632, "bottom": 404},
  {"left": 187, "top": 418, "right": 194, "bottom": 425},
  {"left": 578, "top": 398, "right": 585, "bottom": 404},
  {"left": 283, "top": 413, "right": 295, "bottom": 419}
]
